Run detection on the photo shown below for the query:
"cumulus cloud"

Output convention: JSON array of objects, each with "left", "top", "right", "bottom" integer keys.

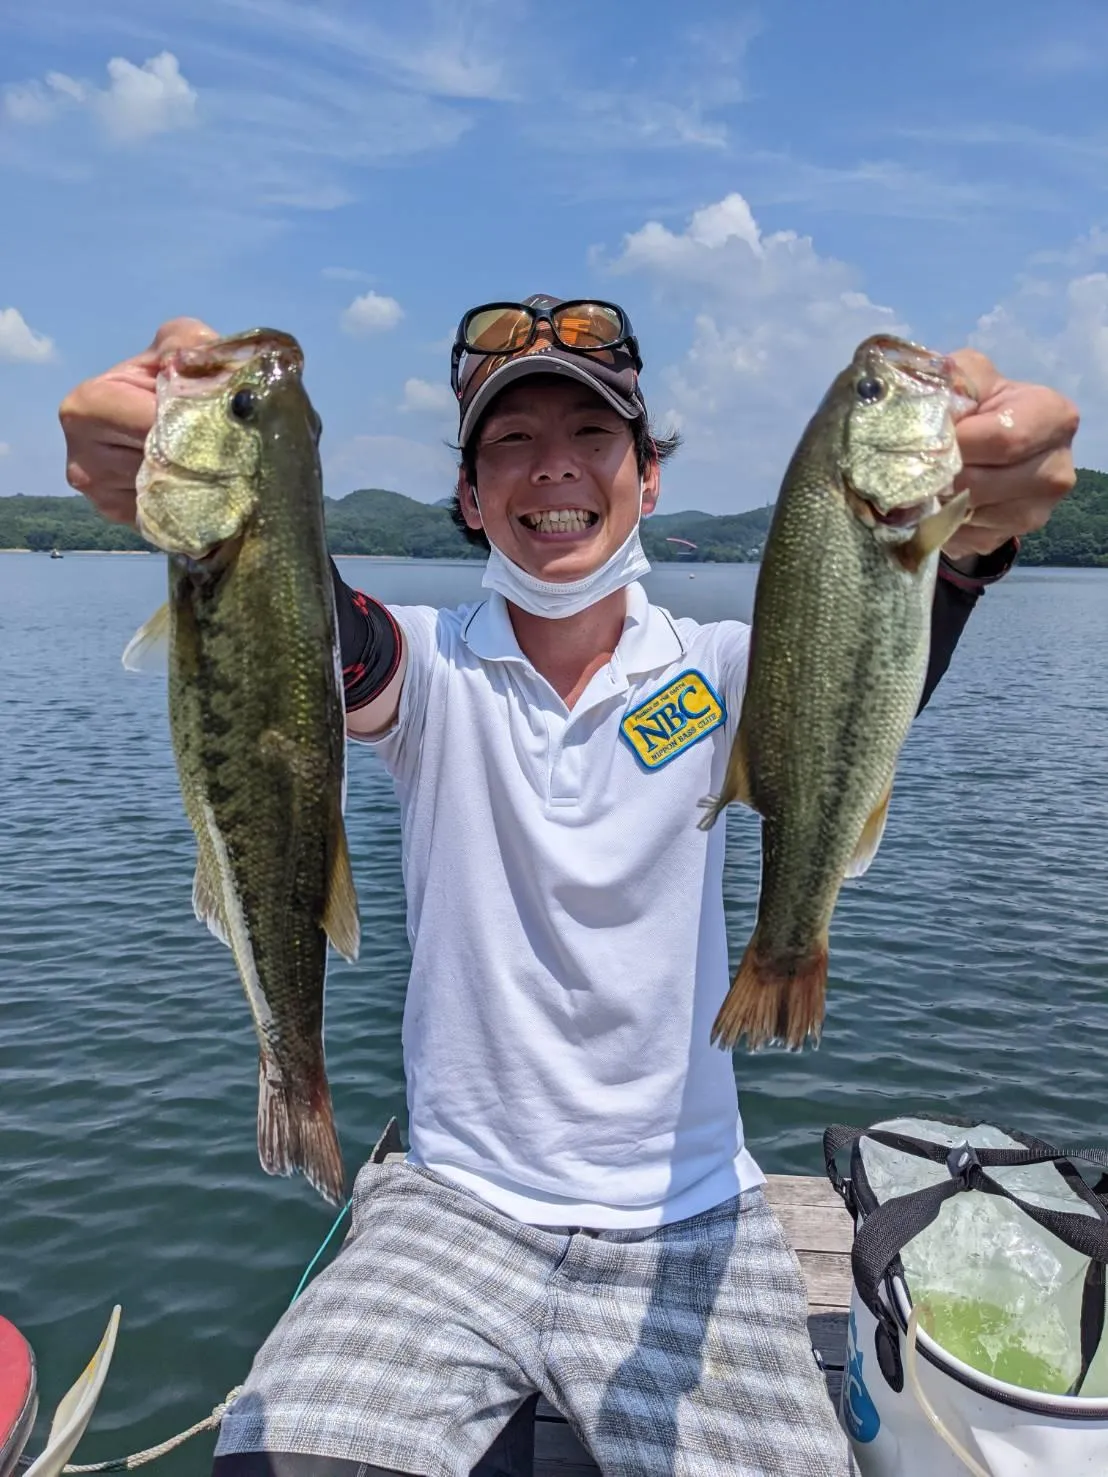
[
  {"left": 0, "top": 308, "right": 56, "bottom": 363},
  {"left": 604, "top": 192, "right": 902, "bottom": 508},
  {"left": 2, "top": 53, "right": 197, "bottom": 144},
  {"left": 970, "top": 248, "right": 1108, "bottom": 468},
  {"left": 95, "top": 54, "right": 198, "bottom": 142},
  {"left": 400, "top": 377, "right": 455, "bottom": 414},
  {"left": 341, "top": 290, "right": 404, "bottom": 336}
]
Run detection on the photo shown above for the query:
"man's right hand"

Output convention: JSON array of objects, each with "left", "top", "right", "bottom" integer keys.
[{"left": 59, "top": 317, "right": 219, "bottom": 526}]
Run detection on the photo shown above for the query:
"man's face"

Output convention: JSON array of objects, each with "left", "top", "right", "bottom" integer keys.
[{"left": 458, "top": 377, "right": 660, "bottom": 584}]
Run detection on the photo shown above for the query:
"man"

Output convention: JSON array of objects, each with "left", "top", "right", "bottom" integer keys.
[{"left": 61, "top": 297, "right": 1078, "bottom": 1477}]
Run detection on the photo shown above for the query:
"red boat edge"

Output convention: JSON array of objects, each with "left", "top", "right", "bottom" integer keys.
[{"left": 0, "top": 1316, "right": 37, "bottom": 1477}]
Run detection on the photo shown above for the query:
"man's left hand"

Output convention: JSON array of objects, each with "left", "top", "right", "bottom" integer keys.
[{"left": 942, "top": 348, "right": 1080, "bottom": 563}]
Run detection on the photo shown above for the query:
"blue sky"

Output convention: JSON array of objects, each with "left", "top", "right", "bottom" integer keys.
[{"left": 2, "top": 0, "right": 1107, "bottom": 514}]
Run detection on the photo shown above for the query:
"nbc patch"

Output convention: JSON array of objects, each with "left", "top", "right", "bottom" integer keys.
[{"left": 620, "top": 669, "right": 726, "bottom": 770}]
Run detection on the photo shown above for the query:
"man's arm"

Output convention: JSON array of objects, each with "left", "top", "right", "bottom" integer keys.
[
  {"left": 913, "top": 347, "right": 1079, "bottom": 711},
  {"left": 917, "top": 540, "right": 1019, "bottom": 714},
  {"left": 330, "top": 561, "right": 407, "bottom": 738}
]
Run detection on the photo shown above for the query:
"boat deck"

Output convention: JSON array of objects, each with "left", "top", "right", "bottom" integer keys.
[{"left": 531, "top": 1173, "right": 853, "bottom": 1475}]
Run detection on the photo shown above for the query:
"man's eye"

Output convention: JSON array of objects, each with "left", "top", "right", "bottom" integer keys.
[{"left": 578, "top": 424, "right": 611, "bottom": 435}]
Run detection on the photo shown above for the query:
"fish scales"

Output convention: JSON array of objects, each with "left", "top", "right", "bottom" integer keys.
[
  {"left": 745, "top": 433, "right": 933, "bottom": 958},
  {"left": 701, "top": 335, "right": 970, "bottom": 1052},
  {"left": 126, "top": 329, "right": 358, "bottom": 1205}
]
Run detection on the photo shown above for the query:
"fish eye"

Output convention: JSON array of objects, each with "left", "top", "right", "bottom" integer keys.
[
  {"left": 856, "top": 376, "right": 886, "bottom": 404},
  {"left": 230, "top": 388, "right": 257, "bottom": 421}
]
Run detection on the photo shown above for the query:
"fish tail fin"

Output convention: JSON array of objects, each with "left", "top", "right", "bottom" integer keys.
[
  {"left": 257, "top": 1050, "right": 347, "bottom": 1207},
  {"left": 710, "top": 930, "right": 828, "bottom": 1052}
]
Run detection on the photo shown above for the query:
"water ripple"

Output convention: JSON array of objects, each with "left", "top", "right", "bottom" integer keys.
[{"left": 1, "top": 554, "right": 1106, "bottom": 1469}]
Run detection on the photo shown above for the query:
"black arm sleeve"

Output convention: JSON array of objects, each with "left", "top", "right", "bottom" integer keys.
[
  {"left": 917, "top": 538, "right": 1019, "bottom": 715},
  {"left": 329, "top": 558, "right": 401, "bottom": 712}
]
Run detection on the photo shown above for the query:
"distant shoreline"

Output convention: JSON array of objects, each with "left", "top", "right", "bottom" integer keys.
[
  {"left": 0, "top": 548, "right": 472, "bottom": 561},
  {"left": 0, "top": 546, "right": 1100, "bottom": 570}
]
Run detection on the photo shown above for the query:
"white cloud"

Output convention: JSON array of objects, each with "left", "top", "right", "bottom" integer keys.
[
  {"left": 3, "top": 81, "right": 61, "bottom": 125},
  {"left": 324, "top": 433, "right": 457, "bottom": 501},
  {"left": 0, "top": 442, "right": 10, "bottom": 457},
  {"left": 3, "top": 52, "right": 197, "bottom": 143},
  {"left": 213, "top": 0, "right": 516, "bottom": 102},
  {"left": 603, "top": 192, "right": 902, "bottom": 509},
  {"left": 970, "top": 255, "right": 1108, "bottom": 468},
  {"left": 544, "top": 96, "right": 728, "bottom": 153},
  {"left": 401, "top": 377, "right": 455, "bottom": 415},
  {"left": 95, "top": 53, "right": 198, "bottom": 142},
  {"left": 341, "top": 290, "right": 404, "bottom": 336},
  {"left": 0, "top": 308, "right": 56, "bottom": 363}
]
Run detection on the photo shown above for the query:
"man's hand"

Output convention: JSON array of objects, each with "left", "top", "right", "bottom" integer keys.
[
  {"left": 943, "top": 348, "right": 1080, "bottom": 563},
  {"left": 59, "top": 317, "right": 219, "bottom": 527}
]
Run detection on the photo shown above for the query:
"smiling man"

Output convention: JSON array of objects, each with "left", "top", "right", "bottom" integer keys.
[{"left": 60, "top": 296, "right": 1077, "bottom": 1477}]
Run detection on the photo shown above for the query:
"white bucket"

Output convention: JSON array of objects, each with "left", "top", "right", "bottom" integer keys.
[
  {"left": 827, "top": 1118, "right": 1108, "bottom": 1477},
  {"left": 842, "top": 1274, "right": 1108, "bottom": 1475}
]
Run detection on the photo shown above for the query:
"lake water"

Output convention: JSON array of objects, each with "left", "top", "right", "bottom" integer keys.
[{"left": 2, "top": 551, "right": 1107, "bottom": 1471}]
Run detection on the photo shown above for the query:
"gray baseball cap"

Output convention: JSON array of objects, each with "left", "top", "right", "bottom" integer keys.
[{"left": 455, "top": 294, "right": 647, "bottom": 444}]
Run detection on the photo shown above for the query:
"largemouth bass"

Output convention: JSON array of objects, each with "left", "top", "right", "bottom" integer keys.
[
  {"left": 124, "top": 328, "right": 358, "bottom": 1205},
  {"left": 700, "top": 334, "right": 971, "bottom": 1051}
]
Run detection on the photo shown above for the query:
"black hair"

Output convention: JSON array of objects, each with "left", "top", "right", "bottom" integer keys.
[{"left": 448, "top": 400, "right": 682, "bottom": 550}]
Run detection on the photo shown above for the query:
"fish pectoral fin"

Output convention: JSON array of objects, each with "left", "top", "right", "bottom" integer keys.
[
  {"left": 844, "top": 780, "right": 894, "bottom": 880},
  {"left": 192, "top": 852, "right": 232, "bottom": 948},
  {"left": 121, "top": 602, "right": 171, "bottom": 673},
  {"left": 697, "top": 723, "right": 754, "bottom": 832},
  {"left": 894, "top": 489, "right": 972, "bottom": 573},
  {"left": 322, "top": 813, "right": 361, "bottom": 964}
]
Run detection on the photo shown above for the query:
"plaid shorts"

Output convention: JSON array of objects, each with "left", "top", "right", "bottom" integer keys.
[{"left": 215, "top": 1158, "right": 853, "bottom": 1476}]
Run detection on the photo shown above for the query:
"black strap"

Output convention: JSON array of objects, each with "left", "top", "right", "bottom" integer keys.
[{"left": 822, "top": 1123, "right": 859, "bottom": 1208}]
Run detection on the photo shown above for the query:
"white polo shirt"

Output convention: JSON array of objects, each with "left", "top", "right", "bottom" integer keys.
[{"left": 360, "top": 580, "right": 765, "bottom": 1228}]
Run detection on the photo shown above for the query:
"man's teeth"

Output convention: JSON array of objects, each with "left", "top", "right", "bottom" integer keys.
[{"left": 522, "top": 509, "right": 595, "bottom": 533}]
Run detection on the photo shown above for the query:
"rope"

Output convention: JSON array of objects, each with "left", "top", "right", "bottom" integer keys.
[
  {"left": 58, "top": 1197, "right": 354, "bottom": 1472},
  {"left": 61, "top": 1388, "right": 242, "bottom": 1472}
]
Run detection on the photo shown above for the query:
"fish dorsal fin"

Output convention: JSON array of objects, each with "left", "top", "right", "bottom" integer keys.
[
  {"left": 192, "top": 849, "right": 231, "bottom": 948},
  {"left": 121, "top": 602, "right": 171, "bottom": 673},
  {"left": 844, "top": 779, "right": 893, "bottom": 880},
  {"left": 698, "top": 720, "right": 754, "bottom": 832},
  {"left": 322, "top": 811, "right": 360, "bottom": 963},
  {"left": 894, "top": 489, "right": 971, "bottom": 574}
]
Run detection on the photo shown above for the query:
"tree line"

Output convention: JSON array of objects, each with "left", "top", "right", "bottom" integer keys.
[{"left": 2, "top": 470, "right": 1106, "bottom": 564}]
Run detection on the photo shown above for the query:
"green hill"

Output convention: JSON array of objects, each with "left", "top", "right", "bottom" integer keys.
[
  {"left": 0, "top": 487, "right": 771, "bottom": 561},
  {"left": 1016, "top": 468, "right": 1108, "bottom": 566},
  {"left": 2, "top": 470, "right": 1106, "bottom": 564}
]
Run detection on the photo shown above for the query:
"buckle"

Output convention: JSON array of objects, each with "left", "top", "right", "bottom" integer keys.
[{"left": 946, "top": 1140, "right": 980, "bottom": 1188}]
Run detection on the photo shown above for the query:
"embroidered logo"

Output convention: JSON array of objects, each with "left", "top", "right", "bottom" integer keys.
[{"left": 620, "top": 669, "right": 726, "bottom": 770}]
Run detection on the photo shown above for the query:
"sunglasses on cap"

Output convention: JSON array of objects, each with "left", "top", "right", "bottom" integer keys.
[{"left": 450, "top": 299, "right": 643, "bottom": 398}]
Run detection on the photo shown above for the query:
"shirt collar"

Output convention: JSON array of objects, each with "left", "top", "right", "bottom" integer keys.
[{"left": 460, "top": 581, "right": 687, "bottom": 675}]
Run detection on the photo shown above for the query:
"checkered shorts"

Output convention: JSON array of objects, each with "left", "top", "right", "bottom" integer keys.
[{"left": 215, "top": 1158, "right": 853, "bottom": 1476}]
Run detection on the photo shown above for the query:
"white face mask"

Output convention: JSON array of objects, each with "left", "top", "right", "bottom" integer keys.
[{"left": 474, "top": 488, "right": 652, "bottom": 620}]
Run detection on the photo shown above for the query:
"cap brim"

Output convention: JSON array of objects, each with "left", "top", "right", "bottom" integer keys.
[{"left": 458, "top": 354, "right": 640, "bottom": 444}]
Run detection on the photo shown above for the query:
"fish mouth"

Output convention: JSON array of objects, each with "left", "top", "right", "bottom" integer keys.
[
  {"left": 853, "top": 335, "right": 979, "bottom": 413},
  {"left": 162, "top": 328, "right": 304, "bottom": 396},
  {"left": 854, "top": 335, "right": 954, "bottom": 390},
  {"left": 845, "top": 481, "right": 960, "bottom": 531}
]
